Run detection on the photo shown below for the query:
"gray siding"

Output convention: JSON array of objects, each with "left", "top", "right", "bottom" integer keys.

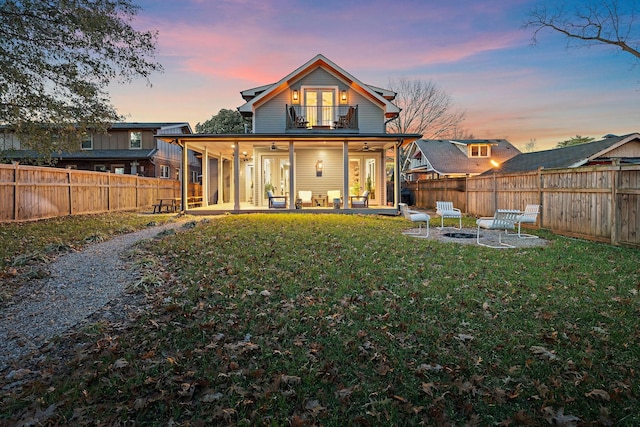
[{"left": 253, "top": 67, "right": 387, "bottom": 134}]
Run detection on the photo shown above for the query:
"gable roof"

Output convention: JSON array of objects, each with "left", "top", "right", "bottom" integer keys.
[
  {"left": 496, "top": 133, "right": 640, "bottom": 174},
  {"left": 237, "top": 54, "right": 401, "bottom": 118},
  {"left": 407, "top": 139, "right": 520, "bottom": 175}
]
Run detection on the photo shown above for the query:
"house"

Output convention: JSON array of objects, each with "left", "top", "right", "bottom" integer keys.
[
  {"left": 1, "top": 122, "right": 201, "bottom": 182},
  {"left": 493, "top": 133, "right": 640, "bottom": 174},
  {"left": 157, "top": 54, "right": 422, "bottom": 211},
  {"left": 403, "top": 139, "right": 521, "bottom": 180}
]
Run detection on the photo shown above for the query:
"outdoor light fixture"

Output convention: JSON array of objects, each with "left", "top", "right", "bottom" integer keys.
[
  {"left": 490, "top": 159, "right": 500, "bottom": 168},
  {"left": 340, "top": 90, "right": 347, "bottom": 104},
  {"left": 316, "top": 159, "right": 323, "bottom": 177},
  {"left": 292, "top": 89, "right": 299, "bottom": 103}
]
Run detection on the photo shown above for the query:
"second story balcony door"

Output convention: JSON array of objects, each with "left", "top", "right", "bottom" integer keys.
[{"left": 305, "top": 89, "right": 335, "bottom": 128}]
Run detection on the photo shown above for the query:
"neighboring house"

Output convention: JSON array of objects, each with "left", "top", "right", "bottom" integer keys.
[
  {"left": 1, "top": 122, "right": 201, "bottom": 182},
  {"left": 157, "top": 54, "right": 422, "bottom": 210},
  {"left": 403, "top": 139, "right": 521, "bottom": 180},
  {"left": 493, "top": 133, "right": 640, "bottom": 174}
]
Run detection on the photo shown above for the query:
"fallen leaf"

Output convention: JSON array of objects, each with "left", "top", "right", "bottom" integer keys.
[
  {"left": 530, "top": 345, "right": 557, "bottom": 361},
  {"left": 585, "top": 388, "right": 610, "bottom": 401}
]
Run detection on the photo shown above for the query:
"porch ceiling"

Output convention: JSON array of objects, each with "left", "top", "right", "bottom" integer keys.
[{"left": 157, "top": 133, "right": 421, "bottom": 157}]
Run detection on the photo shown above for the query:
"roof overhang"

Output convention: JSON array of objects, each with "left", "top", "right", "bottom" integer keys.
[{"left": 157, "top": 133, "right": 421, "bottom": 157}]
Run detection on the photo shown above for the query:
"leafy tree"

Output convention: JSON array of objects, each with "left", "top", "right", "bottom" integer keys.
[
  {"left": 386, "top": 77, "right": 466, "bottom": 139},
  {"left": 524, "top": 1, "right": 640, "bottom": 62},
  {"left": 196, "top": 109, "right": 251, "bottom": 134},
  {"left": 0, "top": 0, "right": 162, "bottom": 156},
  {"left": 556, "top": 135, "right": 595, "bottom": 148}
]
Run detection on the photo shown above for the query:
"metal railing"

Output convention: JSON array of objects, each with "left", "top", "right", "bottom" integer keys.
[{"left": 286, "top": 105, "right": 358, "bottom": 130}]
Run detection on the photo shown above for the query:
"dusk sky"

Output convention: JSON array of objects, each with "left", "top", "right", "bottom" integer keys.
[{"left": 108, "top": 0, "right": 640, "bottom": 151}]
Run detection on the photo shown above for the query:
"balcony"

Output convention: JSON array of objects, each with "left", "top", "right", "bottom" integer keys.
[{"left": 286, "top": 105, "right": 358, "bottom": 131}]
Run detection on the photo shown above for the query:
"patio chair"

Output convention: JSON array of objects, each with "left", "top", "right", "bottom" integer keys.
[
  {"left": 267, "top": 190, "right": 287, "bottom": 209},
  {"left": 298, "top": 190, "right": 313, "bottom": 207},
  {"left": 435, "top": 201, "right": 462, "bottom": 230},
  {"left": 476, "top": 209, "right": 520, "bottom": 248},
  {"left": 399, "top": 203, "right": 430, "bottom": 237},
  {"left": 350, "top": 190, "right": 369, "bottom": 208},
  {"left": 508, "top": 204, "right": 540, "bottom": 238}
]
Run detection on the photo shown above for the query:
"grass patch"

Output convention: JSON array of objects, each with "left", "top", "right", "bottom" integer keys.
[{"left": 1, "top": 213, "right": 639, "bottom": 425}]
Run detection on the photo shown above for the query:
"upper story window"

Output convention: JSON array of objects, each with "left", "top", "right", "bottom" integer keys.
[
  {"left": 160, "top": 165, "right": 170, "bottom": 178},
  {"left": 130, "top": 131, "right": 142, "bottom": 149},
  {"left": 469, "top": 144, "right": 490, "bottom": 158},
  {"left": 81, "top": 134, "right": 93, "bottom": 150}
]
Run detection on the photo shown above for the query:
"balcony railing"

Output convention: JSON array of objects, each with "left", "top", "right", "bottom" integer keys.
[{"left": 286, "top": 105, "right": 358, "bottom": 130}]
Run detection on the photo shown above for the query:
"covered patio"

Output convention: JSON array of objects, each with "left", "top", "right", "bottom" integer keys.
[{"left": 158, "top": 133, "right": 419, "bottom": 215}]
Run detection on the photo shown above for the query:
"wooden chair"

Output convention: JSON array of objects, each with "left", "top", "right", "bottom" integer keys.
[
  {"left": 334, "top": 106, "right": 355, "bottom": 129},
  {"left": 289, "top": 106, "right": 308, "bottom": 128},
  {"left": 399, "top": 203, "right": 430, "bottom": 237},
  {"left": 350, "top": 190, "right": 369, "bottom": 208},
  {"left": 476, "top": 210, "right": 520, "bottom": 248},
  {"left": 267, "top": 190, "right": 287, "bottom": 208},
  {"left": 436, "top": 201, "right": 462, "bottom": 229},
  {"left": 508, "top": 204, "right": 540, "bottom": 238}
]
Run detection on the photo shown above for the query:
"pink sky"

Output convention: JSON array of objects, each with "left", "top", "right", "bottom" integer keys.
[{"left": 108, "top": 0, "right": 639, "bottom": 151}]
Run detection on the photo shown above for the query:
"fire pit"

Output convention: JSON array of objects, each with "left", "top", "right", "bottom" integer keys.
[{"left": 443, "top": 232, "right": 476, "bottom": 239}]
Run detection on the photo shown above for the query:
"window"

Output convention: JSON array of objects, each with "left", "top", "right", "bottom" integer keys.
[
  {"left": 130, "top": 131, "right": 142, "bottom": 149},
  {"left": 112, "top": 165, "right": 125, "bottom": 174},
  {"left": 81, "top": 134, "right": 93, "bottom": 150},
  {"left": 160, "top": 165, "right": 170, "bottom": 178},
  {"left": 469, "top": 144, "right": 489, "bottom": 158}
]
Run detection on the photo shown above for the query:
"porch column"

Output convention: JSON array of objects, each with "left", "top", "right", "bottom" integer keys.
[
  {"left": 202, "top": 147, "right": 209, "bottom": 207},
  {"left": 218, "top": 153, "right": 224, "bottom": 205},
  {"left": 182, "top": 141, "right": 189, "bottom": 212},
  {"left": 233, "top": 143, "right": 240, "bottom": 211},
  {"left": 394, "top": 140, "right": 400, "bottom": 209},
  {"left": 289, "top": 140, "right": 295, "bottom": 209},
  {"left": 342, "top": 140, "right": 349, "bottom": 209}
]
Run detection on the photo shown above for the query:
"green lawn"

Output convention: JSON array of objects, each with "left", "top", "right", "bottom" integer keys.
[{"left": 1, "top": 213, "right": 639, "bottom": 425}]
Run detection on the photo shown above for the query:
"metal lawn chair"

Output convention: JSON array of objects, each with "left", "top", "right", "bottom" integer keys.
[
  {"left": 476, "top": 209, "right": 520, "bottom": 248},
  {"left": 399, "top": 203, "right": 430, "bottom": 237},
  {"left": 436, "top": 201, "right": 462, "bottom": 230}
]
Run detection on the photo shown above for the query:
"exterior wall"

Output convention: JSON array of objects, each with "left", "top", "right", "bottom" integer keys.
[
  {"left": 606, "top": 140, "right": 640, "bottom": 157},
  {"left": 295, "top": 148, "right": 344, "bottom": 196},
  {"left": 253, "top": 67, "right": 386, "bottom": 134}
]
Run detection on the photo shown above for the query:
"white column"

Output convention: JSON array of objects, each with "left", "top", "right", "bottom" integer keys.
[
  {"left": 202, "top": 147, "right": 209, "bottom": 207},
  {"left": 233, "top": 143, "right": 240, "bottom": 211},
  {"left": 394, "top": 141, "right": 400, "bottom": 209},
  {"left": 182, "top": 141, "right": 189, "bottom": 212},
  {"left": 342, "top": 140, "right": 349, "bottom": 209},
  {"left": 289, "top": 140, "right": 295, "bottom": 209}
]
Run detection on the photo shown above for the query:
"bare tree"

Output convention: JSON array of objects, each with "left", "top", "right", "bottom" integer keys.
[
  {"left": 524, "top": 1, "right": 640, "bottom": 62},
  {"left": 386, "top": 77, "right": 466, "bottom": 139},
  {"left": 524, "top": 138, "right": 538, "bottom": 152}
]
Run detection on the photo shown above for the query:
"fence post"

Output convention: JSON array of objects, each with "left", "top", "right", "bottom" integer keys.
[
  {"left": 67, "top": 169, "right": 73, "bottom": 215},
  {"left": 611, "top": 160, "right": 620, "bottom": 245},
  {"left": 13, "top": 162, "right": 19, "bottom": 221},
  {"left": 537, "top": 167, "right": 543, "bottom": 228}
]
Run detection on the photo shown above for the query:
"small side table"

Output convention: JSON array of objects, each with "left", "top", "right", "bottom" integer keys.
[{"left": 312, "top": 195, "right": 327, "bottom": 207}]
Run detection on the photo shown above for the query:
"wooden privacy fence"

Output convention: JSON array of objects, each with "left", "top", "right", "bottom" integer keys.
[
  {"left": 406, "top": 164, "right": 640, "bottom": 247},
  {"left": 0, "top": 163, "right": 184, "bottom": 222}
]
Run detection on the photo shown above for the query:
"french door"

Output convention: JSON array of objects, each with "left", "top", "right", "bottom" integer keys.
[
  {"left": 305, "top": 89, "right": 335, "bottom": 127},
  {"left": 262, "top": 156, "right": 290, "bottom": 205}
]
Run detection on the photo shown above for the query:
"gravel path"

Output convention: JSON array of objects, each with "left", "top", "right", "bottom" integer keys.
[{"left": 0, "top": 220, "right": 187, "bottom": 372}]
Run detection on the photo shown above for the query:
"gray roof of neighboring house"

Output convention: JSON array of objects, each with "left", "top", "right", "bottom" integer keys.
[
  {"left": 3, "top": 149, "right": 157, "bottom": 160},
  {"left": 495, "top": 133, "right": 640, "bottom": 174},
  {"left": 409, "top": 139, "right": 521, "bottom": 175}
]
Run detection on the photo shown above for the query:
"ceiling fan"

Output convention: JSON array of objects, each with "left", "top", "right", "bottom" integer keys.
[
  {"left": 357, "top": 142, "right": 381, "bottom": 152},
  {"left": 269, "top": 142, "right": 288, "bottom": 151}
]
